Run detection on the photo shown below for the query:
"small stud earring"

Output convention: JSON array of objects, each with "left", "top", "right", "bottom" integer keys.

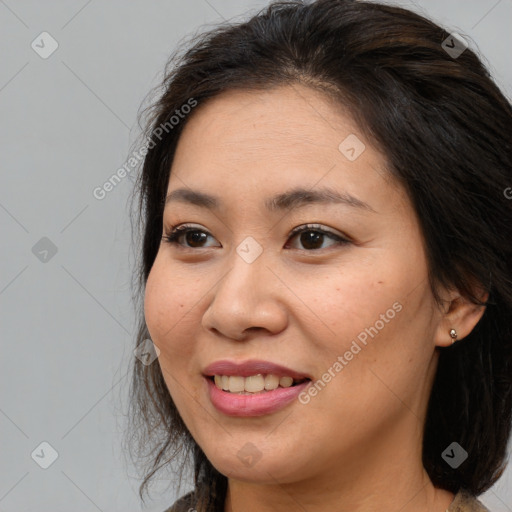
[{"left": 449, "top": 329, "right": 458, "bottom": 344}]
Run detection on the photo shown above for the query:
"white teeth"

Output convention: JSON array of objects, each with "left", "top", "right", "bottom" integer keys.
[
  {"left": 212, "top": 374, "right": 302, "bottom": 393},
  {"left": 228, "top": 376, "right": 245, "bottom": 392},
  {"left": 264, "top": 374, "right": 280, "bottom": 391},
  {"left": 279, "top": 376, "right": 294, "bottom": 388},
  {"left": 245, "top": 374, "right": 265, "bottom": 392}
]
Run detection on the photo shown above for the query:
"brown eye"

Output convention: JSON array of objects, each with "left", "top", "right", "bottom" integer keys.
[
  {"left": 286, "top": 224, "right": 350, "bottom": 251},
  {"left": 162, "top": 223, "right": 350, "bottom": 251},
  {"left": 162, "top": 225, "right": 218, "bottom": 249},
  {"left": 292, "top": 230, "right": 326, "bottom": 250}
]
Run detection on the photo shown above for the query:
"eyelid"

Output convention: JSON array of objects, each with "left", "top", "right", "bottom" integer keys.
[
  {"left": 162, "top": 222, "right": 351, "bottom": 250},
  {"left": 288, "top": 223, "right": 349, "bottom": 240},
  {"left": 162, "top": 223, "right": 220, "bottom": 250}
]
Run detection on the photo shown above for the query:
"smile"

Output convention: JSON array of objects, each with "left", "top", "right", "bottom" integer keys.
[
  {"left": 205, "top": 376, "right": 311, "bottom": 417},
  {"left": 212, "top": 374, "right": 308, "bottom": 394}
]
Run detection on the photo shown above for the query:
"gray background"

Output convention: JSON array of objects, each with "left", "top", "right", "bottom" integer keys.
[{"left": 1, "top": 0, "right": 511, "bottom": 510}]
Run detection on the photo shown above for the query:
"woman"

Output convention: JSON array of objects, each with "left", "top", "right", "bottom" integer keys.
[{"left": 126, "top": 1, "right": 512, "bottom": 511}]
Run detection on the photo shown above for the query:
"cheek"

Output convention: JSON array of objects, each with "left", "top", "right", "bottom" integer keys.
[
  {"left": 143, "top": 261, "right": 167, "bottom": 343},
  {"left": 144, "top": 256, "right": 197, "bottom": 359},
  {"left": 312, "top": 279, "right": 434, "bottom": 421},
  {"left": 144, "top": 258, "right": 205, "bottom": 416},
  {"left": 305, "top": 253, "right": 430, "bottom": 380},
  {"left": 310, "top": 261, "right": 404, "bottom": 335}
]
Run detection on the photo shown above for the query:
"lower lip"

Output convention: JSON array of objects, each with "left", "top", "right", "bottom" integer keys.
[{"left": 205, "top": 377, "right": 311, "bottom": 417}]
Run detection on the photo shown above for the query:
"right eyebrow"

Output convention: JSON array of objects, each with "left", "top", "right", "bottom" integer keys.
[{"left": 164, "top": 186, "right": 376, "bottom": 213}]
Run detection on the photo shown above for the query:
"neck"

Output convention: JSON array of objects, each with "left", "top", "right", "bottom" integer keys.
[{"left": 223, "top": 421, "right": 455, "bottom": 512}]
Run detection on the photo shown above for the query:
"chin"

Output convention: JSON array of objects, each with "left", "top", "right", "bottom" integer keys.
[{"left": 206, "top": 447, "right": 306, "bottom": 484}]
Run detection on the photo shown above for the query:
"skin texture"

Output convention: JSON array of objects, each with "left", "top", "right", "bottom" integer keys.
[{"left": 144, "top": 84, "right": 487, "bottom": 512}]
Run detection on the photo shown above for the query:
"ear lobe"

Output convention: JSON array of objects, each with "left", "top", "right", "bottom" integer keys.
[{"left": 434, "top": 288, "right": 489, "bottom": 348}]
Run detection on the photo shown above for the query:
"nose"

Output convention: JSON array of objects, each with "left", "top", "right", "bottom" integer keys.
[{"left": 201, "top": 247, "right": 288, "bottom": 341}]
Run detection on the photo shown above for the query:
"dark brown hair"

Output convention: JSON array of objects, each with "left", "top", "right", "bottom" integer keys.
[{"left": 126, "top": 1, "right": 512, "bottom": 510}]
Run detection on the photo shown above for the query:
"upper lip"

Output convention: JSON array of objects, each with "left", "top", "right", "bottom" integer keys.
[{"left": 203, "top": 359, "right": 312, "bottom": 380}]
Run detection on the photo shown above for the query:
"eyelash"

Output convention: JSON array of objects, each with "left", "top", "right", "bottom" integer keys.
[{"left": 161, "top": 223, "right": 350, "bottom": 252}]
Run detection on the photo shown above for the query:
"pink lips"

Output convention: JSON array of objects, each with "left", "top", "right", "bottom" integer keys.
[
  {"left": 202, "top": 359, "right": 312, "bottom": 417},
  {"left": 202, "top": 359, "right": 311, "bottom": 380}
]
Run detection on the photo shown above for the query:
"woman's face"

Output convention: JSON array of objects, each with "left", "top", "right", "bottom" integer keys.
[{"left": 144, "top": 84, "right": 454, "bottom": 485}]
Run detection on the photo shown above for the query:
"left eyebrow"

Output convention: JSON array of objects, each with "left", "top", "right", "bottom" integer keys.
[{"left": 164, "top": 186, "right": 377, "bottom": 213}]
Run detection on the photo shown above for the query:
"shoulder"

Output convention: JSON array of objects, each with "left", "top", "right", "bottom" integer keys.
[
  {"left": 163, "top": 488, "right": 492, "bottom": 512},
  {"left": 162, "top": 490, "right": 197, "bottom": 512},
  {"left": 447, "top": 489, "right": 491, "bottom": 512}
]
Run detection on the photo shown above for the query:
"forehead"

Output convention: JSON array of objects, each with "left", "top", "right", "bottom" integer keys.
[
  {"left": 167, "top": 84, "right": 405, "bottom": 215},
  {"left": 176, "top": 85, "right": 356, "bottom": 155}
]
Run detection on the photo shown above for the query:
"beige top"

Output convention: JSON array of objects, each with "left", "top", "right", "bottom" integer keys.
[
  {"left": 166, "top": 488, "right": 491, "bottom": 512},
  {"left": 447, "top": 489, "right": 490, "bottom": 512}
]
